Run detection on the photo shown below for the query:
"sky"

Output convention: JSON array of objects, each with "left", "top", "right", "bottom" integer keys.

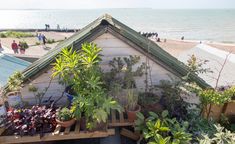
[{"left": 0, "top": 0, "right": 235, "bottom": 9}]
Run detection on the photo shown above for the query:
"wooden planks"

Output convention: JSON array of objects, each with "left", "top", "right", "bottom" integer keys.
[
  {"left": 0, "top": 129, "right": 115, "bottom": 144},
  {"left": 0, "top": 110, "right": 134, "bottom": 143},
  {"left": 108, "top": 110, "right": 134, "bottom": 127},
  {"left": 120, "top": 128, "right": 140, "bottom": 141}
]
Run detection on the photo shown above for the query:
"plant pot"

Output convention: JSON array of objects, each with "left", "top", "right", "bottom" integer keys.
[
  {"left": 7, "top": 91, "right": 22, "bottom": 107},
  {"left": 126, "top": 104, "right": 141, "bottom": 122},
  {"left": 20, "top": 49, "right": 25, "bottom": 54},
  {"left": 56, "top": 118, "right": 76, "bottom": 128}
]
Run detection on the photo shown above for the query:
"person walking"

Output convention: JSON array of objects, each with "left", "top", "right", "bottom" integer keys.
[
  {"left": 42, "top": 34, "right": 47, "bottom": 45},
  {"left": 37, "top": 33, "right": 42, "bottom": 43},
  {"left": 11, "top": 40, "right": 18, "bottom": 54}
]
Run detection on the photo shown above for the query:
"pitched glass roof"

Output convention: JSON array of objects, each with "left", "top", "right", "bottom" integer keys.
[{"left": 0, "top": 53, "right": 31, "bottom": 87}]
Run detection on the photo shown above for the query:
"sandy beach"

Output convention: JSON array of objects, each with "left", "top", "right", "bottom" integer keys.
[
  {"left": 154, "top": 38, "right": 235, "bottom": 57},
  {"left": 0, "top": 31, "right": 234, "bottom": 58}
]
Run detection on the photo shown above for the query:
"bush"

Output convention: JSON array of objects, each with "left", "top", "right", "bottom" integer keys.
[
  {"left": 198, "top": 124, "right": 235, "bottom": 143},
  {"left": 19, "top": 41, "right": 29, "bottom": 49},
  {"left": 47, "top": 39, "right": 55, "bottom": 44},
  {"left": 135, "top": 111, "right": 192, "bottom": 144},
  {"left": 0, "top": 33, "right": 7, "bottom": 38},
  {"left": 35, "top": 42, "right": 40, "bottom": 45},
  {"left": 0, "top": 31, "right": 34, "bottom": 38}
]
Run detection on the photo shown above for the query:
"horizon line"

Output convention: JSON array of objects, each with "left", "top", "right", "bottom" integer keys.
[{"left": 0, "top": 8, "right": 235, "bottom": 10}]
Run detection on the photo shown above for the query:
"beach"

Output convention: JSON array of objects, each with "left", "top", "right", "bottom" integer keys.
[{"left": 1, "top": 31, "right": 234, "bottom": 58}]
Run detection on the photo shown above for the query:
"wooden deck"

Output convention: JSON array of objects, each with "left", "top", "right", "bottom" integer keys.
[{"left": 0, "top": 111, "right": 134, "bottom": 143}]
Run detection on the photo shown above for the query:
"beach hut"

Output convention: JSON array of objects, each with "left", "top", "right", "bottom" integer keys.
[
  {"left": 0, "top": 14, "right": 210, "bottom": 143},
  {"left": 17, "top": 14, "right": 209, "bottom": 105}
]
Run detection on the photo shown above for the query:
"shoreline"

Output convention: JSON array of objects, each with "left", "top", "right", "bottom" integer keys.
[{"left": 0, "top": 31, "right": 234, "bottom": 58}]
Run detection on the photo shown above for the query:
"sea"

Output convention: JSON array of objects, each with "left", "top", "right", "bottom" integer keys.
[{"left": 0, "top": 9, "right": 235, "bottom": 43}]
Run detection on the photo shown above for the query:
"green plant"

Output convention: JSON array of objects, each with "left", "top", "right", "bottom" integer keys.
[
  {"left": 126, "top": 89, "right": 138, "bottom": 111},
  {"left": 104, "top": 56, "right": 145, "bottom": 90},
  {"left": 19, "top": 41, "right": 29, "bottom": 49},
  {"left": 157, "top": 79, "right": 189, "bottom": 120},
  {"left": 135, "top": 111, "right": 192, "bottom": 144},
  {"left": 56, "top": 107, "right": 73, "bottom": 121},
  {"left": 53, "top": 43, "right": 123, "bottom": 130},
  {"left": 47, "top": 39, "right": 55, "bottom": 44},
  {"left": 0, "top": 33, "right": 7, "bottom": 38},
  {"left": 35, "top": 42, "right": 40, "bottom": 45},
  {"left": 199, "top": 87, "right": 235, "bottom": 119},
  {"left": 7, "top": 71, "right": 24, "bottom": 92},
  {"left": 0, "top": 31, "right": 34, "bottom": 38},
  {"left": 198, "top": 124, "right": 235, "bottom": 144}
]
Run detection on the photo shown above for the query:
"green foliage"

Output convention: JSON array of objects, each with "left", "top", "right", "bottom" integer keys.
[
  {"left": 199, "top": 87, "right": 235, "bottom": 106},
  {"left": 126, "top": 89, "right": 138, "bottom": 111},
  {"left": 187, "top": 54, "right": 212, "bottom": 75},
  {"left": 104, "top": 55, "right": 145, "bottom": 90},
  {"left": 47, "top": 39, "right": 55, "bottom": 44},
  {"left": 0, "top": 31, "right": 34, "bottom": 38},
  {"left": 35, "top": 42, "right": 40, "bottom": 45},
  {"left": 19, "top": 41, "right": 29, "bottom": 49},
  {"left": 0, "top": 33, "right": 7, "bottom": 38},
  {"left": 53, "top": 43, "right": 123, "bottom": 130},
  {"left": 198, "top": 124, "right": 235, "bottom": 144},
  {"left": 7, "top": 71, "right": 24, "bottom": 91},
  {"left": 135, "top": 111, "right": 192, "bottom": 144},
  {"left": 157, "top": 79, "right": 188, "bottom": 120},
  {"left": 56, "top": 107, "right": 73, "bottom": 121}
]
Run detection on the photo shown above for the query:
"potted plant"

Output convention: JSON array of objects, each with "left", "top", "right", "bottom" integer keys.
[
  {"left": 3, "top": 105, "right": 56, "bottom": 137},
  {"left": 53, "top": 43, "right": 123, "bottom": 131},
  {"left": 126, "top": 89, "right": 141, "bottom": 122},
  {"left": 56, "top": 107, "right": 75, "bottom": 128},
  {"left": 6, "top": 71, "right": 24, "bottom": 107}
]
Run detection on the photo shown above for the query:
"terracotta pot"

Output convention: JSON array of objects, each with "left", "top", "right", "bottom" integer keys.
[
  {"left": 56, "top": 118, "right": 76, "bottom": 128},
  {"left": 126, "top": 104, "right": 141, "bottom": 122}
]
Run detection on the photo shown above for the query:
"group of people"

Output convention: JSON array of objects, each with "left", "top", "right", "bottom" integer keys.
[
  {"left": 11, "top": 40, "right": 25, "bottom": 54},
  {"left": 140, "top": 32, "right": 158, "bottom": 38},
  {"left": 36, "top": 33, "right": 47, "bottom": 45},
  {"left": 139, "top": 32, "right": 162, "bottom": 42}
]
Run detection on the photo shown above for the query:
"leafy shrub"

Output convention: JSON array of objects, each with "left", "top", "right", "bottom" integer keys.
[
  {"left": 7, "top": 71, "right": 24, "bottom": 91},
  {"left": 135, "top": 111, "right": 192, "bottom": 144},
  {"left": 2, "top": 106, "right": 56, "bottom": 137},
  {"left": 35, "top": 42, "right": 40, "bottom": 45},
  {"left": 0, "top": 31, "right": 34, "bottom": 38},
  {"left": 19, "top": 41, "right": 29, "bottom": 49},
  {"left": 47, "top": 39, "right": 55, "bottom": 44},
  {"left": 199, "top": 87, "right": 235, "bottom": 106},
  {"left": 56, "top": 107, "right": 73, "bottom": 121},
  {"left": 198, "top": 124, "right": 235, "bottom": 144},
  {"left": 0, "top": 33, "right": 7, "bottom": 38},
  {"left": 53, "top": 43, "right": 123, "bottom": 130}
]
